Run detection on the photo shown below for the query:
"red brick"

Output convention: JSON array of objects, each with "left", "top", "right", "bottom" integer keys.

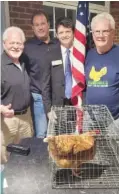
[
  {"left": 10, "top": 12, "right": 20, "bottom": 18},
  {"left": 18, "top": 25, "right": 32, "bottom": 31},
  {"left": 111, "top": 11, "right": 119, "bottom": 15},
  {"left": 13, "top": 18, "right": 26, "bottom": 25},
  {"left": 24, "top": 19, "right": 31, "bottom": 25},
  {"left": 11, "top": 6, "right": 26, "bottom": 13},
  {"left": 9, "top": 1, "right": 18, "bottom": 6},
  {"left": 25, "top": 8, "right": 40, "bottom": 13},
  {"left": 110, "top": 1, "right": 119, "bottom": 43},
  {"left": 24, "top": 30, "right": 33, "bottom": 37},
  {"left": 111, "top": 2, "right": 119, "bottom": 8},
  {"left": 19, "top": 13, "right": 32, "bottom": 19},
  {"left": 31, "top": 3, "right": 42, "bottom": 9},
  {"left": 19, "top": 1, "right": 32, "bottom": 8},
  {"left": 30, "top": 1, "right": 43, "bottom": 5}
]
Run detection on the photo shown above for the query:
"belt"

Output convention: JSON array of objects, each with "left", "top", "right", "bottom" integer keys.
[{"left": 14, "top": 109, "right": 27, "bottom": 115}]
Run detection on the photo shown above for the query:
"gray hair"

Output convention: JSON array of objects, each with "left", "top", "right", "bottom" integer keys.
[
  {"left": 3, "top": 26, "right": 26, "bottom": 42},
  {"left": 91, "top": 12, "right": 115, "bottom": 30}
]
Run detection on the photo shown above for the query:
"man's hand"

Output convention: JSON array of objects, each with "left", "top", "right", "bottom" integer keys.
[
  {"left": 0, "top": 104, "right": 14, "bottom": 118},
  {"left": 47, "top": 110, "right": 57, "bottom": 123}
]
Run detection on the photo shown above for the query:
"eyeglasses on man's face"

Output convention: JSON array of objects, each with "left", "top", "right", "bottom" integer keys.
[{"left": 91, "top": 29, "right": 113, "bottom": 37}]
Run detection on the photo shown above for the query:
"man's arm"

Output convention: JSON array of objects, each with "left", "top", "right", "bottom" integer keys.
[{"left": 41, "top": 65, "right": 57, "bottom": 122}]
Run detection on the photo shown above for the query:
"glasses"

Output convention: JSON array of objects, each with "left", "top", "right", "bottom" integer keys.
[{"left": 91, "top": 29, "right": 112, "bottom": 37}]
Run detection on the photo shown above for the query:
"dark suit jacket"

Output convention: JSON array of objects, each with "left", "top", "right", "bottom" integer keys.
[{"left": 42, "top": 42, "right": 65, "bottom": 114}]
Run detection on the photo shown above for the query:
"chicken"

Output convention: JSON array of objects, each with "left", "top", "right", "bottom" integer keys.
[
  {"left": 44, "top": 131, "right": 97, "bottom": 173},
  {"left": 89, "top": 66, "right": 107, "bottom": 81}
]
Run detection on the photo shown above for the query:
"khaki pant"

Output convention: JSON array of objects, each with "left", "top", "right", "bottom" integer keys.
[{"left": 1, "top": 108, "right": 33, "bottom": 164}]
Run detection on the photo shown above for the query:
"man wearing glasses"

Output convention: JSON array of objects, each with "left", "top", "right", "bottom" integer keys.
[{"left": 85, "top": 13, "right": 119, "bottom": 124}]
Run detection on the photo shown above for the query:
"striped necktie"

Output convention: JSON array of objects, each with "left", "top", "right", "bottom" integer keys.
[{"left": 65, "top": 48, "right": 72, "bottom": 99}]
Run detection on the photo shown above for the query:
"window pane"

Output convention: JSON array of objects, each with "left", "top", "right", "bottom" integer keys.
[
  {"left": 90, "top": 1, "right": 105, "bottom": 6},
  {"left": 67, "top": 9, "right": 76, "bottom": 26},
  {"left": 90, "top": 13, "right": 97, "bottom": 24},
  {"left": 55, "top": 8, "right": 65, "bottom": 23},
  {"left": 43, "top": 5, "right": 53, "bottom": 29}
]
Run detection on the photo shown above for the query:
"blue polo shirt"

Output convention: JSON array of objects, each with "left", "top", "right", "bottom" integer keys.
[{"left": 85, "top": 45, "right": 119, "bottom": 119}]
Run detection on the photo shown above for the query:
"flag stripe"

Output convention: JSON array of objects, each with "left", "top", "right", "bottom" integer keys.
[
  {"left": 72, "top": 57, "right": 84, "bottom": 75},
  {"left": 73, "top": 47, "right": 85, "bottom": 64},
  {"left": 74, "top": 28, "right": 86, "bottom": 45},
  {"left": 71, "top": 1, "right": 89, "bottom": 133},
  {"left": 75, "top": 20, "right": 86, "bottom": 36},
  {"left": 72, "top": 66, "right": 85, "bottom": 84},
  {"left": 72, "top": 84, "right": 84, "bottom": 97},
  {"left": 72, "top": 1, "right": 89, "bottom": 106},
  {"left": 73, "top": 38, "right": 85, "bottom": 57}
]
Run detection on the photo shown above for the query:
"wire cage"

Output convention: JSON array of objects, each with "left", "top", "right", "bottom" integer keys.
[{"left": 47, "top": 105, "right": 119, "bottom": 189}]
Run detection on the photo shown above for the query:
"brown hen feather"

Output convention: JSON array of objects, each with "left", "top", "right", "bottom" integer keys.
[{"left": 45, "top": 131, "right": 97, "bottom": 169}]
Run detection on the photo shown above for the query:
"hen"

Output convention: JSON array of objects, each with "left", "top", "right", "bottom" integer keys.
[{"left": 44, "top": 131, "right": 97, "bottom": 175}]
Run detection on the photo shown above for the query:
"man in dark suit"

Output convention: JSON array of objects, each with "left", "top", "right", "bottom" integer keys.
[{"left": 41, "top": 17, "right": 74, "bottom": 122}]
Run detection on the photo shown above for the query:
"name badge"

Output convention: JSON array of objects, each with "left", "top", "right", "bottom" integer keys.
[{"left": 52, "top": 60, "right": 62, "bottom": 66}]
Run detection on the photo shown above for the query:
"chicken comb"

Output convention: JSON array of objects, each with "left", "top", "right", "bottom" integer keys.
[{"left": 94, "top": 129, "right": 100, "bottom": 134}]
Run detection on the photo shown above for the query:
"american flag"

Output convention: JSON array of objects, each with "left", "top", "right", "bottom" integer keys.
[
  {"left": 72, "top": 1, "right": 89, "bottom": 106},
  {"left": 71, "top": 1, "right": 89, "bottom": 133}
]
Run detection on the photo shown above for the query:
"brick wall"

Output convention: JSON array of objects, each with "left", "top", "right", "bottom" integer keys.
[
  {"left": 8, "top": 1, "right": 119, "bottom": 43},
  {"left": 110, "top": 1, "right": 119, "bottom": 44},
  {"left": 9, "top": 1, "right": 43, "bottom": 38}
]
